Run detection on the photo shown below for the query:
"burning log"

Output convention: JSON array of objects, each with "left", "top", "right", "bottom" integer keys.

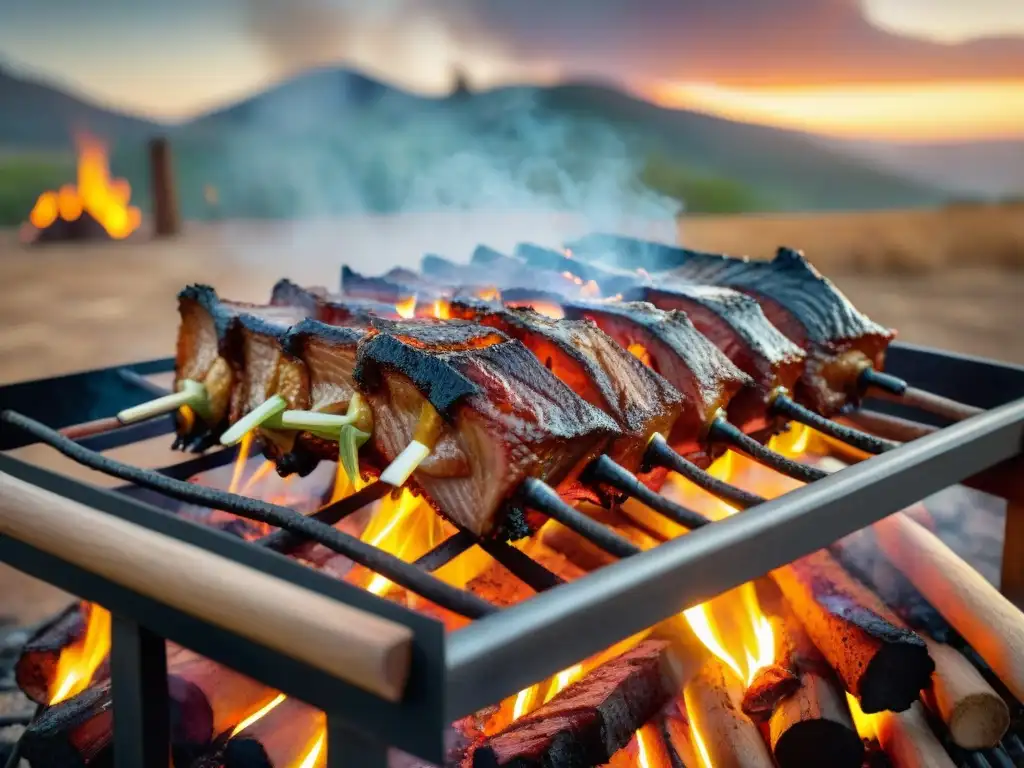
[
  {"left": 831, "top": 519, "right": 1011, "bottom": 749},
  {"left": 15, "top": 604, "right": 87, "bottom": 704},
  {"left": 21, "top": 648, "right": 279, "bottom": 768},
  {"left": 737, "top": 603, "right": 863, "bottom": 768},
  {"left": 873, "top": 512, "right": 1024, "bottom": 705},
  {"left": 850, "top": 698, "right": 956, "bottom": 768},
  {"left": 218, "top": 697, "right": 324, "bottom": 768},
  {"left": 683, "top": 658, "right": 774, "bottom": 768},
  {"left": 469, "top": 639, "right": 684, "bottom": 768},
  {"left": 770, "top": 550, "right": 934, "bottom": 713}
]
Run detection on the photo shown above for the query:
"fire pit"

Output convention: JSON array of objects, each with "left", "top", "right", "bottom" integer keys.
[
  {"left": 21, "top": 133, "right": 143, "bottom": 245},
  {"left": 0, "top": 252, "right": 1023, "bottom": 768}
]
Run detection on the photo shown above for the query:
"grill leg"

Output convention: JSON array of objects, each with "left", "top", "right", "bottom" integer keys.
[
  {"left": 326, "top": 714, "right": 389, "bottom": 768},
  {"left": 110, "top": 614, "right": 169, "bottom": 768},
  {"left": 1002, "top": 468, "right": 1024, "bottom": 607}
]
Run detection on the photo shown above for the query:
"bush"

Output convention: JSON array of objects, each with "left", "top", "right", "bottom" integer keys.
[
  {"left": 638, "top": 152, "right": 761, "bottom": 214},
  {"left": 0, "top": 152, "right": 75, "bottom": 226}
]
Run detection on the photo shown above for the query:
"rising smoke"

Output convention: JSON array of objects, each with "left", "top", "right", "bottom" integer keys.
[{"left": 205, "top": 0, "right": 681, "bottom": 275}]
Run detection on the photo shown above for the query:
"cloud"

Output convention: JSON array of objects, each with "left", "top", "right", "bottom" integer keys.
[{"left": 449, "top": 0, "right": 1024, "bottom": 85}]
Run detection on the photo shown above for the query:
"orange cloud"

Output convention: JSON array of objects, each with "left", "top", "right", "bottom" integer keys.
[{"left": 644, "top": 79, "right": 1024, "bottom": 141}]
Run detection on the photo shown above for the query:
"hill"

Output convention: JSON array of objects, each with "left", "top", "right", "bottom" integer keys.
[
  {"left": 0, "top": 64, "right": 160, "bottom": 148},
  {"left": 0, "top": 64, "right": 969, "bottom": 223}
]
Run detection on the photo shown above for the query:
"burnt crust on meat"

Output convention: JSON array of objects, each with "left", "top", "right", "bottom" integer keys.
[
  {"left": 355, "top": 320, "right": 618, "bottom": 537},
  {"left": 341, "top": 264, "right": 443, "bottom": 302},
  {"left": 354, "top": 320, "right": 506, "bottom": 419},
  {"left": 562, "top": 299, "right": 755, "bottom": 443},
  {"left": 271, "top": 278, "right": 397, "bottom": 325},
  {"left": 566, "top": 236, "right": 896, "bottom": 413},
  {"left": 448, "top": 302, "right": 683, "bottom": 474}
]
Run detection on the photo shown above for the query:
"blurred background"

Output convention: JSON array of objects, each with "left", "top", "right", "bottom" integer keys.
[{"left": 1, "top": 0, "right": 1022, "bottom": 384}]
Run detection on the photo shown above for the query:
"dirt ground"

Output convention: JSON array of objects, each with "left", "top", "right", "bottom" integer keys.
[{"left": 0, "top": 213, "right": 1021, "bottom": 626}]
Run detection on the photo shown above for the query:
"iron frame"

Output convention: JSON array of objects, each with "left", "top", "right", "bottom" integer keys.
[{"left": 0, "top": 342, "right": 1021, "bottom": 766}]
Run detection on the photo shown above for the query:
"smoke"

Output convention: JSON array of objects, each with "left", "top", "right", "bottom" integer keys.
[{"left": 201, "top": 1, "right": 682, "bottom": 277}]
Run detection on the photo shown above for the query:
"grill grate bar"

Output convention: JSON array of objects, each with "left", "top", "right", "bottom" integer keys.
[
  {"left": 476, "top": 538, "right": 565, "bottom": 592},
  {"left": 0, "top": 410, "right": 496, "bottom": 620},
  {"left": 413, "top": 532, "right": 476, "bottom": 572}
]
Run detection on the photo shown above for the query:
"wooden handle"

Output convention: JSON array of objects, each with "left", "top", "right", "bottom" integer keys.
[
  {"left": 874, "top": 512, "right": 1024, "bottom": 704},
  {"left": 0, "top": 471, "right": 413, "bottom": 702}
]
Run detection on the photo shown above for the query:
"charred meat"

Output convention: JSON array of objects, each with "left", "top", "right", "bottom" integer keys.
[
  {"left": 561, "top": 300, "right": 757, "bottom": 447},
  {"left": 174, "top": 285, "right": 309, "bottom": 450},
  {"left": 448, "top": 301, "right": 685, "bottom": 473},
  {"left": 355, "top": 319, "right": 618, "bottom": 537},
  {"left": 565, "top": 235, "right": 895, "bottom": 414}
]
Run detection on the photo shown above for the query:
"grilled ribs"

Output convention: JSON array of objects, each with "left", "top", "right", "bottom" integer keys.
[
  {"left": 560, "top": 300, "right": 758, "bottom": 446},
  {"left": 174, "top": 285, "right": 310, "bottom": 450},
  {"left": 354, "top": 319, "right": 618, "bottom": 537},
  {"left": 566, "top": 235, "right": 896, "bottom": 414},
  {"left": 448, "top": 301, "right": 685, "bottom": 473}
]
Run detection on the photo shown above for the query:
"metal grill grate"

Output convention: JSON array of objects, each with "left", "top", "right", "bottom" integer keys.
[{"left": 0, "top": 342, "right": 1022, "bottom": 767}]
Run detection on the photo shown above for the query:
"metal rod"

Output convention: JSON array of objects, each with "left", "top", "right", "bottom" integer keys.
[
  {"left": 840, "top": 409, "right": 938, "bottom": 442},
  {"left": 477, "top": 539, "right": 565, "bottom": 592},
  {"left": 772, "top": 394, "right": 899, "bottom": 455},
  {"left": 413, "top": 532, "right": 476, "bottom": 572},
  {"left": 708, "top": 417, "right": 828, "bottom": 483},
  {"left": 255, "top": 482, "right": 394, "bottom": 553},
  {"left": 645, "top": 434, "right": 764, "bottom": 510},
  {"left": 0, "top": 410, "right": 496, "bottom": 620},
  {"left": 446, "top": 397, "right": 1024, "bottom": 718},
  {"left": 586, "top": 455, "right": 711, "bottom": 529},
  {"left": 327, "top": 715, "right": 390, "bottom": 768},
  {"left": 859, "top": 366, "right": 907, "bottom": 395},
  {"left": 880, "top": 385, "right": 986, "bottom": 423},
  {"left": 519, "top": 478, "right": 641, "bottom": 559},
  {"left": 58, "top": 415, "right": 127, "bottom": 441},
  {"left": 110, "top": 614, "right": 170, "bottom": 768},
  {"left": 117, "top": 367, "right": 172, "bottom": 397}
]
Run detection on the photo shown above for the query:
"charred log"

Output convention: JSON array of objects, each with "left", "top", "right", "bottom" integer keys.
[
  {"left": 20, "top": 649, "right": 277, "bottom": 768},
  {"left": 770, "top": 550, "right": 934, "bottom": 713},
  {"left": 15, "top": 604, "right": 87, "bottom": 705},
  {"left": 469, "top": 639, "right": 681, "bottom": 768}
]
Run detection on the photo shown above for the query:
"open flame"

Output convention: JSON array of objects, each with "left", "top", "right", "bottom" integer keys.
[
  {"left": 28, "top": 133, "right": 142, "bottom": 239},
  {"left": 395, "top": 296, "right": 417, "bottom": 319},
  {"left": 49, "top": 602, "right": 111, "bottom": 704}
]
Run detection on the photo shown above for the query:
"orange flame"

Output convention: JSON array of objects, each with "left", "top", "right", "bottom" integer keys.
[
  {"left": 433, "top": 299, "right": 451, "bottom": 319},
  {"left": 49, "top": 603, "right": 112, "bottom": 704},
  {"left": 627, "top": 343, "right": 652, "bottom": 368},
  {"left": 295, "top": 729, "right": 327, "bottom": 768},
  {"left": 230, "top": 693, "right": 288, "bottom": 737},
  {"left": 395, "top": 296, "right": 417, "bottom": 319},
  {"left": 846, "top": 692, "right": 880, "bottom": 741},
  {"left": 29, "top": 133, "right": 142, "bottom": 239}
]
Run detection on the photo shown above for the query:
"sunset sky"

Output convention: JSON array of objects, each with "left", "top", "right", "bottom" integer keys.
[{"left": 1, "top": 0, "right": 1022, "bottom": 141}]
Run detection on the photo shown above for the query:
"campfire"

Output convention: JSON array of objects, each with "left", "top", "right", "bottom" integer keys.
[
  {"left": 22, "top": 132, "right": 142, "bottom": 244},
  {"left": 0, "top": 236, "right": 1021, "bottom": 768}
]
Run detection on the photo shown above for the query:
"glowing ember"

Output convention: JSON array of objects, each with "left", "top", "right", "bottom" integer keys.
[
  {"left": 49, "top": 603, "right": 112, "bottom": 704},
  {"left": 230, "top": 693, "right": 288, "bottom": 737},
  {"left": 627, "top": 343, "right": 653, "bottom": 368},
  {"left": 28, "top": 133, "right": 141, "bottom": 239},
  {"left": 395, "top": 296, "right": 417, "bottom": 319},
  {"left": 297, "top": 730, "right": 326, "bottom": 768}
]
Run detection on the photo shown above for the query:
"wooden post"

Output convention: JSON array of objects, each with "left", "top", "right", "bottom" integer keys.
[{"left": 148, "top": 137, "right": 180, "bottom": 237}]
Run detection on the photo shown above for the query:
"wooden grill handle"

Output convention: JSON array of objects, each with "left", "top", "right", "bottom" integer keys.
[{"left": 0, "top": 471, "right": 413, "bottom": 702}]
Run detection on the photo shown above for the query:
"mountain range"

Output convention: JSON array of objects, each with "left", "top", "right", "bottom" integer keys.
[{"left": 1, "top": 63, "right": 1020, "bottom": 219}]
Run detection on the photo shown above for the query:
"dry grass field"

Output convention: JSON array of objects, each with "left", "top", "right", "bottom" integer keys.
[{"left": 682, "top": 201, "right": 1024, "bottom": 273}]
